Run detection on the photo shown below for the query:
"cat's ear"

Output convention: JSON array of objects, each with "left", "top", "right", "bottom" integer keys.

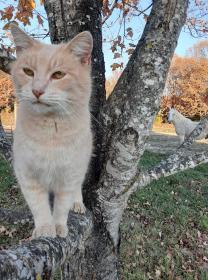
[
  {"left": 10, "top": 23, "right": 39, "bottom": 55},
  {"left": 67, "top": 31, "right": 93, "bottom": 64}
]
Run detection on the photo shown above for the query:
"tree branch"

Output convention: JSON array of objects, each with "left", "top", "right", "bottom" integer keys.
[
  {"left": 132, "top": 150, "right": 208, "bottom": 195},
  {"left": 0, "top": 212, "right": 92, "bottom": 280}
]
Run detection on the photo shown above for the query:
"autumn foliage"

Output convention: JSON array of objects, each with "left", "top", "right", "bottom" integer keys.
[
  {"left": 0, "top": 0, "right": 42, "bottom": 30},
  {"left": 161, "top": 54, "right": 208, "bottom": 121},
  {"left": 0, "top": 71, "right": 14, "bottom": 111}
]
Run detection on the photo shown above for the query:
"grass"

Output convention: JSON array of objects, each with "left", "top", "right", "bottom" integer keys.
[
  {"left": 120, "top": 151, "right": 208, "bottom": 280},
  {"left": 0, "top": 155, "right": 30, "bottom": 248},
  {"left": 0, "top": 152, "right": 207, "bottom": 279}
]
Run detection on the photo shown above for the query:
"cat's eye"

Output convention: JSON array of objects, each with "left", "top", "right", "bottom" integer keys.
[
  {"left": 23, "top": 68, "right": 34, "bottom": 77},
  {"left": 51, "top": 71, "right": 66, "bottom": 80}
]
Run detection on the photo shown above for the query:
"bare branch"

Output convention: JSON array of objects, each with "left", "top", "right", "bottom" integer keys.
[
  {"left": 133, "top": 150, "right": 208, "bottom": 195},
  {"left": 126, "top": 3, "right": 152, "bottom": 17}
]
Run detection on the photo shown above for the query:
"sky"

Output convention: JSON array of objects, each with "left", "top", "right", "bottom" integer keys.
[
  {"left": 103, "top": 25, "right": 204, "bottom": 78},
  {"left": 175, "top": 31, "right": 203, "bottom": 56},
  {"left": 0, "top": 0, "right": 207, "bottom": 78}
]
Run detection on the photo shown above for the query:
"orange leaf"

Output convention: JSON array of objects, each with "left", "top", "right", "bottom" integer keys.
[{"left": 3, "top": 23, "right": 10, "bottom": 30}]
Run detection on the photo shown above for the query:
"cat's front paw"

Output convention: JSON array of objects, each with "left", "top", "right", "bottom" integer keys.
[
  {"left": 73, "top": 201, "right": 86, "bottom": 214},
  {"left": 55, "top": 224, "right": 68, "bottom": 237},
  {"left": 32, "top": 224, "right": 56, "bottom": 239}
]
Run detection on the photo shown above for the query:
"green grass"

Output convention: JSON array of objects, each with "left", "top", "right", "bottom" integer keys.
[
  {"left": 0, "top": 155, "right": 30, "bottom": 247},
  {"left": 0, "top": 155, "right": 15, "bottom": 196},
  {"left": 0, "top": 155, "right": 24, "bottom": 208},
  {"left": 120, "top": 151, "right": 208, "bottom": 280}
]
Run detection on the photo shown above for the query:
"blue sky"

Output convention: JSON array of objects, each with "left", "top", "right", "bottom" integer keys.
[{"left": 175, "top": 31, "right": 203, "bottom": 56}]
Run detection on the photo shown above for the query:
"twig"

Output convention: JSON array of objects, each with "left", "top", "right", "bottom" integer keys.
[{"left": 102, "top": 0, "right": 119, "bottom": 25}]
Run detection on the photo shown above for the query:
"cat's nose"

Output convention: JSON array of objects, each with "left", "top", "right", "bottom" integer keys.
[{"left": 32, "top": 89, "right": 44, "bottom": 99}]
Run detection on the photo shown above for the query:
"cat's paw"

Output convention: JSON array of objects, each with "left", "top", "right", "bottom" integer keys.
[
  {"left": 55, "top": 224, "right": 68, "bottom": 238},
  {"left": 72, "top": 201, "right": 86, "bottom": 214},
  {"left": 32, "top": 224, "right": 56, "bottom": 239}
]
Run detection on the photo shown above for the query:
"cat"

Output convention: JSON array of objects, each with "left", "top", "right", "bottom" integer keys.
[{"left": 10, "top": 24, "right": 93, "bottom": 238}]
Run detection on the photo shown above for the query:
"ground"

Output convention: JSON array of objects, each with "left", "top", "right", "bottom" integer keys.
[{"left": 0, "top": 126, "right": 207, "bottom": 279}]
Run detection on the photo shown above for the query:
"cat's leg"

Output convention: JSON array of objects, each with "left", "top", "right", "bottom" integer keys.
[
  {"left": 53, "top": 190, "right": 74, "bottom": 237},
  {"left": 72, "top": 187, "right": 86, "bottom": 214},
  {"left": 21, "top": 185, "right": 56, "bottom": 238},
  {"left": 53, "top": 187, "right": 85, "bottom": 237}
]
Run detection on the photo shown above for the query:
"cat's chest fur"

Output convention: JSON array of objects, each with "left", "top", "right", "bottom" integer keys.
[{"left": 13, "top": 112, "right": 92, "bottom": 191}]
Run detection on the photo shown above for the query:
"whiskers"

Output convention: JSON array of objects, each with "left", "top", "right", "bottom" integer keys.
[
  {"left": 16, "top": 93, "right": 103, "bottom": 129},
  {"left": 16, "top": 92, "right": 32, "bottom": 104}
]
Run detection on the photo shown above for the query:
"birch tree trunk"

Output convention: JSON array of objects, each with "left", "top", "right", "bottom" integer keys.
[{"left": 1, "top": 0, "right": 205, "bottom": 279}]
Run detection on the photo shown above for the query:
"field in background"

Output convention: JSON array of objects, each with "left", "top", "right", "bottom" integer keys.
[
  {"left": 1, "top": 110, "right": 15, "bottom": 130},
  {"left": 152, "top": 122, "right": 176, "bottom": 135}
]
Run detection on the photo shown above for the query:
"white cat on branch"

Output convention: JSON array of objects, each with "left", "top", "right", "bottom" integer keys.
[
  {"left": 11, "top": 24, "right": 93, "bottom": 238},
  {"left": 167, "top": 107, "right": 208, "bottom": 145}
]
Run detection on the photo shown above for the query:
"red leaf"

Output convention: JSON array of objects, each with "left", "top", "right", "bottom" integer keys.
[
  {"left": 113, "top": 52, "right": 121, "bottom": 59},
  {"left": 37, "top": 14, "right": 43, "bottom": 26}
]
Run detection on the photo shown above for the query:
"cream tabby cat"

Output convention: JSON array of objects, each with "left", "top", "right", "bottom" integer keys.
[{"left": 10, "top": 24, "right": 93, "bottom": 238}]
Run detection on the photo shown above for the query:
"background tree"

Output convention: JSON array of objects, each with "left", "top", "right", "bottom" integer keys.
[
  {"left": 161, "top": 51, "right": 208, "bottom": 121},
  {"left": 0, "top": 0, "right": 208, "bottom": 279},
  {"left": 0, "top": 70, "right": 14, "bottom": 162}
]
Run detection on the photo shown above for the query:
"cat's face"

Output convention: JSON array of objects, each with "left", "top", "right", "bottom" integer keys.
[{"left": 10, "top": 24, "right": 93, "bottom": 116}]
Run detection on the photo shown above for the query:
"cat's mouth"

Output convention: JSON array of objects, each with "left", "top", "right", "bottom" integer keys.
[{"left": 32, "top": 100, "right": 51, "bottom": 107}]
